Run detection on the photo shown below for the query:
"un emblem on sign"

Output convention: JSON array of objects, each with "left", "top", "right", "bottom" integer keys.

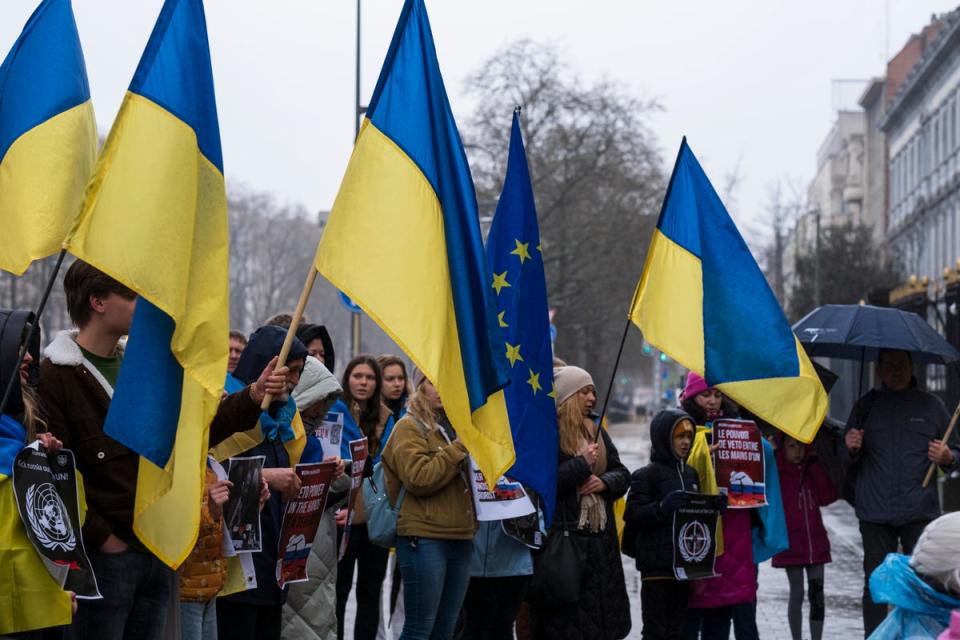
[
  {"left": 25, "top": 482, "right": 76, "bottom": 552},
  {"left": 678, "top": 520, "right": 710, "bottom": 563}
]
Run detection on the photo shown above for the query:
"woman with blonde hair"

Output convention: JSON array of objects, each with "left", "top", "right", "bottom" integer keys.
[
  {"left": 382, "top": 368, "right": 476, "bottom": 640},
  {"left": 529, "top": 365, "right": 631, "bottom": 640}
]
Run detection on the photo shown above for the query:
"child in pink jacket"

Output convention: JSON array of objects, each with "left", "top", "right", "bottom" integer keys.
[{"left": 773, "top": 435, "right": 838, "bottom": 640}]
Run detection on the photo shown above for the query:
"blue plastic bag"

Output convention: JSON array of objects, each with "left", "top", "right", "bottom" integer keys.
[{"left": 868, "top": 553, "right": 960, "bottom": 639}]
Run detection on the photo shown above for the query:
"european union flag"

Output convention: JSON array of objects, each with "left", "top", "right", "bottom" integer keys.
[{"left": 485, "top": 110, "right": 558, "bottom": 523}]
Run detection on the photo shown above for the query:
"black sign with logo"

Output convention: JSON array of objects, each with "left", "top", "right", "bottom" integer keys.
[
  {"left": 13, "top": 445, "right": 101, "bottom": 598},
  {"left": 671, "top": 492, "right": 724, "bottom": 581}
]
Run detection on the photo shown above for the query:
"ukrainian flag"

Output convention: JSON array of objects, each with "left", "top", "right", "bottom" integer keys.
[
  {"left": 315, "top": 0, "right": 514, "bottom": 483},
  {"left": 630, "top": 139, "right": 826, "bottom": 442},
  {"left": 63, "top": 0, "right": 228, "bottom": 568},
  {"left": 0, "top": 0, "right": 96, "bottom": 275},
  {"left": 0, "top": 415, "right": 72, "bottom": 634}
]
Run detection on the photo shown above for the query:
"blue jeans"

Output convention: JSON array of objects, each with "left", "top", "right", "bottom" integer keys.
[
  {"left": 69, "top": 547, "right": 174, "bottom": 640},
  {"left": 396, "top": 537, "right": 472, "bottom": 640},
  {"left": 180, "top": 599, "right": 218, "bottom": 640}
]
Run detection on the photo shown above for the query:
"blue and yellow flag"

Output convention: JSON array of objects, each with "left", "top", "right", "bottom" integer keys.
[
  {"left": 630, "top": 139, "right": 826, "bottom": 442},
  {"left": 63, "top": 0, "right": 228, "bottom": 568},
  {"left": 315, "top": 0, "right": 514, "bottom": 483},
  {"left": 0, "top": 415, "right": 72, "bottom": 634},
  {"left": 0, "top": 0, "right": 96, "bottom": 275},
  {"left": 485, "top": 111, "right": 558, "bottom": 523}
]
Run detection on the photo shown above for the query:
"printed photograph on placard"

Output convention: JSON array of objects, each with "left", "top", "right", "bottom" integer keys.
[{"left": 224, "top": 455, "right": 265, "bottom": 552}]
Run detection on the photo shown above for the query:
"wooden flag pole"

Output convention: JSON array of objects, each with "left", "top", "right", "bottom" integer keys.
[
  {"left": 922, "top": 400, "right": 960, "bottom": 488},
  {"left": 260, "top": 267, "right": 319, "bottom": 410}
]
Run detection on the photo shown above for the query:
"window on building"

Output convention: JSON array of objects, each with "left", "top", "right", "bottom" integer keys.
[
  {"left": 935, "top": 119, "right": 941, "bottom": 166},
  {"left": 944, "top": 111, "right": 949, "bottom": 161}
]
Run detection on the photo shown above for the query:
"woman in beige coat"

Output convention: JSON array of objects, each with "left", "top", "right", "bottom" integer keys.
[{"left": 382, "top": 370, "right": 476, "bottom": 640}]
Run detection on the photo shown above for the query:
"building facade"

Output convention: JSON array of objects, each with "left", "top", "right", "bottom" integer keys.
[{"left": 883, "top": 12, "right": 960, "bottom": 281}]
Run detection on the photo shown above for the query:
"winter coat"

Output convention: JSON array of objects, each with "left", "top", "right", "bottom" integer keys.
[
  {"left": 868, "top": 553, "right": 960, "bottom": 640},
  {"left": 281, "top": 354, "right": 347, "bottom": 639},
  {"left": 688, "top": 508, "right": 756, "bottom": 609},
  {"left": 382, "top": 415, "right": 476, "bottom": 540},
  {"left": 470, "top": 519, "right": 533, "bottom": 578},
  {"left": 624, "top": 409, "right": 702, "bottom": 577},
  {"left": 179, "top": 467, "right": 227, "bottom": 602},
  {"left": 531, "top": 427, "right": 632, "bottom": 640},
  {"left": 39, "top": 330, "right": 262, "bottom": 552},
  {"left": 282, "top": 474, "right": 351, "bottom": 640},
  {"left": 845, "top": 384, "right": 958, "bottom": 526},
  {"left": 772, "top": 447, "right": 837, "bottom": 568}
]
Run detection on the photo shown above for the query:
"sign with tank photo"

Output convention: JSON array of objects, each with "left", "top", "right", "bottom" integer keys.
[{"left": 712, "top": 419, "right": 767, "bottom": 508}]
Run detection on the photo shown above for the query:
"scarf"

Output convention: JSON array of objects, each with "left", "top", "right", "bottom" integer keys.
[
  {"left": 260, "top": 397, "right": 298, "bottom": 443},
  {"left": 577, "top": 419, "right": 608, "bottom": 533}
]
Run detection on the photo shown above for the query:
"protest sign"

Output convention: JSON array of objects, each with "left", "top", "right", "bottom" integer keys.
[
  {"left": 469, "top": 460, "right": 535, "bottom": 521},
  {"left": 712, "top": 419, "right": 767, "bottom": 508},
  {"left": 672, "top": 492, "right": 723, "bottom": 581},
  {"left": 312, "top": 411, "right": 344, "bottom": 459},
  {"left": 338, "top": 438, "right": 368, "bottom": 561},
  {"left": 277, "top": 460, "right": 337, "bottom": 587},
  {"left": 224, "top": 455, "right": 265, "bottom": 552},
  {"left": 13, "top": 443, "right": 101, "bottom": 599}
]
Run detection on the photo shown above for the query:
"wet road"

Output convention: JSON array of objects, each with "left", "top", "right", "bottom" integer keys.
[{"left": 610, "top": 420, "right": 865, "bottom": 639}]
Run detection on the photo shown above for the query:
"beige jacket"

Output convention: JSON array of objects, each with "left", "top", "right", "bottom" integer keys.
[{"left": 381, "top": 416, "right": 476, "bottom": 540}]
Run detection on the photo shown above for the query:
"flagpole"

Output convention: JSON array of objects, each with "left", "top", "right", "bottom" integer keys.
[
  {"left": 0, "top": 248, "right": 68, "bottom": 417},
  {"left": 594, "top": 316, "right": 632, "bottom": 443},
  {"left": 260, "top": 267, "right": 318, "bottom": 410}
]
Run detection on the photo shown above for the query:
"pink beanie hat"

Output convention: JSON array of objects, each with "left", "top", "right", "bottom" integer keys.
[{"left": 683, "top": 371, "right": 711, "bottom": 399}]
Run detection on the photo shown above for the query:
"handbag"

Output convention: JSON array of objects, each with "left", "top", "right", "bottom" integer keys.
[
  {"left": 529, "top": 507, "right": 586, "bottom": 605},
  {"left": 363, "top": 461, "right": 405, "bottom": 548}
]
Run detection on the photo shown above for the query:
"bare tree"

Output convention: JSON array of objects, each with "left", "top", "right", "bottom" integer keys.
[{"left": 461, "top": 39, "right": 666, "bottom": 388}]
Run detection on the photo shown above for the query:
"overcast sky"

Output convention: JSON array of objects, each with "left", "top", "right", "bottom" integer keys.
[{"left": 3, "top": 0, "right": 958, "bottom": 241}]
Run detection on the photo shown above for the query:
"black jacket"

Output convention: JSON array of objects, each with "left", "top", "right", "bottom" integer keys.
[
  {"left": 624, "top": 409, "right": 701, "bottom": 577},
  {"left": 533, "top": 427, "right": 632, "bottom": 640}
]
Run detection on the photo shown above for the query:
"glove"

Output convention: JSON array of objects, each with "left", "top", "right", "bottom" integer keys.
[{"left": 659, "top": 490, "right": 687, "bottom": 514}]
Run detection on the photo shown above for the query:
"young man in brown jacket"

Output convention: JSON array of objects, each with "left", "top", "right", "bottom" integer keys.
[{"left": 38, "top": 261, "right": 291, "bottom": 640}]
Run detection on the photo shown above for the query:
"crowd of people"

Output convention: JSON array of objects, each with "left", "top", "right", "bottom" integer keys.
[{"left": 3, "top": 260, "right": 960, "bottom": 640}]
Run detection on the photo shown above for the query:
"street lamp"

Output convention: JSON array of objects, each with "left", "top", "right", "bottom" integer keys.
[
  {"left": 812, "top": 206, "right": 822, "bottom": 307},
  {"left": 351, "top": 0, "right": 365, "bottom": 358}
]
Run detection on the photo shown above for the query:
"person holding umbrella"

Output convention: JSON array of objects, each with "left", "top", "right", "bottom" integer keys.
[{"left": 844, "top": 348, "right": 960, "bottom": 636}]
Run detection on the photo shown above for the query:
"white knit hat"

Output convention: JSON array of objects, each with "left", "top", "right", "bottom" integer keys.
[
  {"left": 910, "top": 511, "right": 960, "bottom": 595},
  {"left": 292, "top": 356, "right": 342, "bottom": 411},
  {"left": 553, "top": 365, "right": 594, "bottom": 406}
]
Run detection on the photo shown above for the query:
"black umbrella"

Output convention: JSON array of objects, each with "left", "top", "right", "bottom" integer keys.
[{"left": 793, "top": 304, "right": 960, "bottom": 365}]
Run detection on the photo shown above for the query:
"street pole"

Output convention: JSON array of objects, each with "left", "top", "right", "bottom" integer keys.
[
  {"left": 814, "top": 207, "right": 822, "bottom": 307},
  {"left": 351, "top": 0, "right": 363, "bottom": 358}
]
